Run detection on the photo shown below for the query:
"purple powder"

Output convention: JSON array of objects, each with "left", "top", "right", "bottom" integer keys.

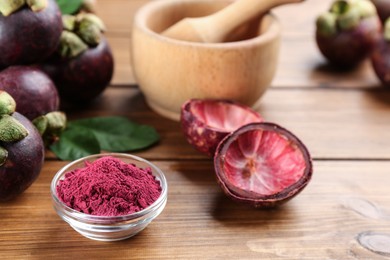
[{"left": 56, "top": 156, "right": 162, "bottom": 216}]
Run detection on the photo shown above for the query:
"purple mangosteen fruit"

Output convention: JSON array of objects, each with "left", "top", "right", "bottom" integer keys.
[
  {"left": 0, "top": 91, "right": 44, "bottom": 201},
  {"left": 41, "top": 13, "right": 114, "bottom": 103},
  {"left": 0, "top": 66, "right": 60, "bottom": 120},
  {"left": 316, "top": 0, "right": 381, "bottom": 68},
  {"left": 0, "top": 0, "right": 63, "bottom": 69},
  {"left": 371, "top": 0, "right": 390, "bottom": 23},
  {"left": 371, "top": 17, "right": 390, "bottom": 86}
]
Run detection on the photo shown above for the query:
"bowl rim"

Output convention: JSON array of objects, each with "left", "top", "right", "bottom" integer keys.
[
  {"left": 50, "top": 153, "right": 168, "bottom": 222},
  {"left": 133, "top": 0, "right": 281, "bottom": 48}
]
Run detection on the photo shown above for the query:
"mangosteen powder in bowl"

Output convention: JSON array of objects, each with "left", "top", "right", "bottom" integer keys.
[{"left": 51, "top": 153, "right": 168, "bottom": 241}]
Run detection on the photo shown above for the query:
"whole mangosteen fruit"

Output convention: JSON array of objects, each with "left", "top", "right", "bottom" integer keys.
[
  {"left": 371, "top": 17, "right": 390, "bottom": 86},
  {"left": 0, "top": 91, "right": 44, "bottom": 201},
  {"left": 316, "top": 0, "right": 381, "bottom": 68},
  {"left": 0, "top": 65, "right": 60, "bottom": 120},
  {"left": 41, "top": 13, "right": 114, "bottom": 103},
  {"left": 0, "top": 0, "right": 63, "bottom": 69}
]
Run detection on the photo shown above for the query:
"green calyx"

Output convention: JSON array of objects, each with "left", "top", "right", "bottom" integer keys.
[
  {"left": 316, "top": 12, "right": 337, "bottom": 37},
  {"left": 0, "top": 0, "right": 25, "bottom": 16},
  {"left": 0, "top": 0, "right": 47, "bottom": 16},
  {"left": 0, "top": 146, "right": 8, "bottom": 166},
  {"left": 58, "top": 31, "right": 88, "bottom": 59},
  {"left": 384, "top": 17, "right": 390, "bottom": 41},
  {"left": 317, "top": 0, "right": 378, "bottom": 36},
  {"left": 0, "top": 91, "right": 16, "bottom": 115},
  {"left": 80, "top": 0, "right": 96, "bottom": 13},
  {"left": 26, "top": 0, "right": 48, "bottom": 12},
  {"left": 58, "top": 13, "right": 106, "bottom": 58},
  {"left": 353, "top": 0, "right": 377, "bottom": 18},
  {"left": 77, "top": 17, "right": 101, "bottom": 46},
  {"left": 77, "top": 13, "right": 106, "bottom": 32},
  {"left": 62, "top": 15, "right": 77, "bottom": 31},
  {"left": 0, "top": 115, "right": 28, "bottom": 143},
  {"left": 336, "top": 4, "right": 360, "bottom": 30},
  {"left": 33, "top": 111, "right": 67, "bottom": 146},
  {"left": 0, "top": 91, "right": 29, "bottom": 165}
]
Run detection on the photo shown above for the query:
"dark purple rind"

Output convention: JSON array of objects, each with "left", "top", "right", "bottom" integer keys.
[
  {"left": 316, "top": 16, "right": 381, "bottom": 68},
  {"left": 371, "top": 0, "right": 390, "bottom": 24},
  {"left": 371, "top": 37, "right": 390, "bottom": 87},
  {"left": 214, "top": 122, "right": 313, "bottom": 209},
  {"left": 181, "top": 99, "right": 230, "bottom": 157},
  {"left": 0, "top": 66, "right": 60, "bottom": 120},
  {"left": 180, "top": 99, "right": 262, "bottom": 157},
  {"left": 41, "top": 37, "right": 114, "bottom": 103},
  {"left": 0, "top": 112, "right": 45, "bottom": 201},
  {"left": 0, "top": 0, "right": 62, "bottom": 69}
]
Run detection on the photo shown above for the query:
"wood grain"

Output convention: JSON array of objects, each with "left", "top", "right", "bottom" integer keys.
[
  {"left": 55, "top": 87, "right": 390, "bottom": 160},
  {"left": 0, "top": 0, "right": 389, "bottom": 259},
  {"left": 1, "top": 161, "right": 390, "bottom": 259}
]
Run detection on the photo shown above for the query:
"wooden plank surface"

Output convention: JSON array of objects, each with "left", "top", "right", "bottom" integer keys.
[
  {"left": 57, "top": 87, "right": 390, "bottom": 160},
  {"left": 1, "top": 161, "right": 390, "bottom": 259},
  {"left": 1, "top": 0, "right": 390, "bottom": 259}
]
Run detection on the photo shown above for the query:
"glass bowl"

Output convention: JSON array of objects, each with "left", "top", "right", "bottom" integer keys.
[{"left": 50, "top": 153, "right": 168, "bottom": 241}]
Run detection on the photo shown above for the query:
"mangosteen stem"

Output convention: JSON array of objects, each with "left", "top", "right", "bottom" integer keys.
[
  {"left": 26, "top": 0, "right": 48, "bottom": 12},
  {"left": 0, "top": 0, "right": 25, "bottom": 16},
  {"left": 0, "top": 91, "right": 16, "bottom": 115},
  {"left": 0, "top": 115, "right": 29, "bottom": 142},
  {"left": 0, "top": 146, "right": 8, "bottom": 166}
]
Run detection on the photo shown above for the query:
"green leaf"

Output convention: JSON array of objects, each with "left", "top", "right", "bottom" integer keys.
[
  {"left": 50, "top": 126, "right": 100, "bottom": 161},
  {"left": 56, "top": 0, "right": 83, "bottom": 14},
  {"left": 68, "top": 116, "right": 160, "bottom": 152}
]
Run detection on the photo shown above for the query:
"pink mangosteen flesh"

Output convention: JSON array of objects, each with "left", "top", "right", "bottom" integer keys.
[
  {"left": 180, "top": 99, "right": 263, "bottom": 157},
  {"left": 214, "top": 122, "right": 312, "bottom": 208}
]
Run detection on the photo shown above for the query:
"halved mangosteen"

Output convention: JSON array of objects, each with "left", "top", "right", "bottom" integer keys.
[{"left": 214, "top": 122, "right": 313, "bottom": 208}]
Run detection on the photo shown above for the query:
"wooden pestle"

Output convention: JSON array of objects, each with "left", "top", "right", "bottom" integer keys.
[{"left": 161, "top": 0, "right": 304, "bottom": 43}]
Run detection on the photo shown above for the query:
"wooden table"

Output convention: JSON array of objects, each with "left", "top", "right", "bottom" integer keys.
[{"left": 2, "top": 0, "right": 390, "bottom": 259}]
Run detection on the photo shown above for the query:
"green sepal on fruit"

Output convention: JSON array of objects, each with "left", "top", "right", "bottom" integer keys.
[
  {"left": 58, "top": 12, "right": 106, "bottom": 58},
  {"left": 0, "top": 91, "right": 16, "bottom": 115},
  {"left": 0, "top": 115, "right": 29, "bottom": 143},
  {"left": 0, "top": 0, "right": 48, "bottom": 16},
  {"left": 384, "top": 17, "right": 390, "bottom": 41},
  {"left": 0, "top": 91, "right": 28, "bottom": 147},
  {"left": 0, "top": 91, "right": 31, "bottom": 167},
  {"left": 316, "top": 0, "right": 377, "bottom": 37},
  {"left": 33, "top": 111, "right": 67, "bottom": 147}
]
